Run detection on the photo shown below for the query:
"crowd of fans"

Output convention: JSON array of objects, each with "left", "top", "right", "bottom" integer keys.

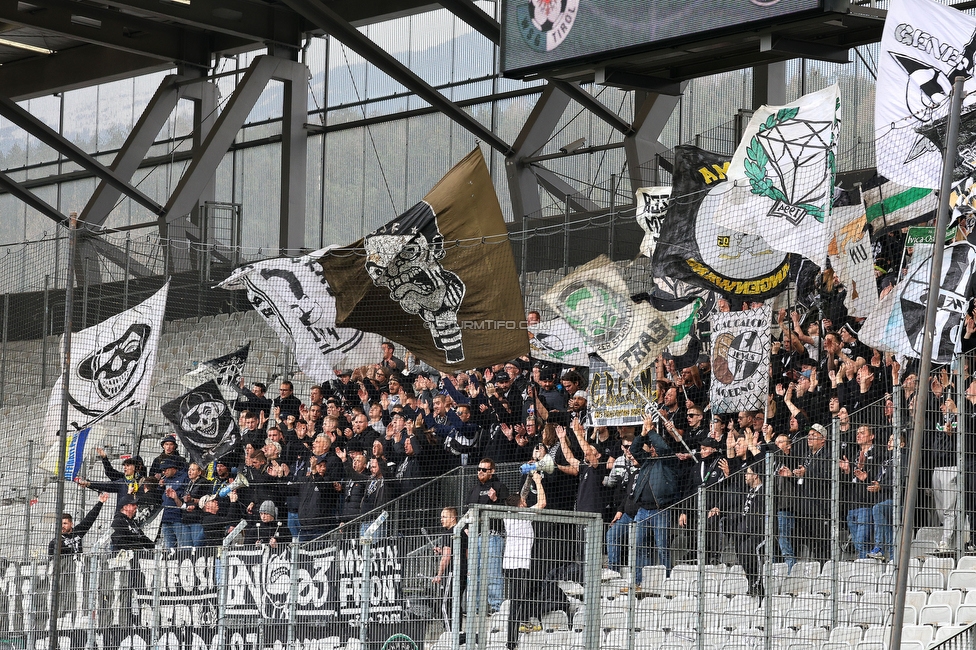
[{"left": 54, "top": 290, "right": 976, "bottom": 609}]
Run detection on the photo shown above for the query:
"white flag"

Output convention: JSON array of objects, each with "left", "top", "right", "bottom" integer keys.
[
  {"left": 217, "top": 255, "right": 381, "bottom": 382},
  {"left": 827, "top": 203, "right": 879, "bottom": 318},
  {"left": 710, "top": 305, "right": 771, "bottom": 414},
  {"left": 42, "top": 282, "right": 168, "bottom": 445},
  {"left": 545, "top": 255, "right": 681, "bottom": 382},
  {"left": 635, "top": 186, "right": 671, "bottom": 258},
  {"left": 876, "top": 0, "right": 976, "bottom": 189},
  {"left": 528, "top": 318, "right": 591, "bottom": 367},
  {"left": 712, "top": 85, "right": 840, "bottom": 265}
]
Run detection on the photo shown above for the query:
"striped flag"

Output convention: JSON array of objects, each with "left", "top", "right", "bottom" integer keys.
[
  {"left": 39, "top": 426, "right": 93, "bottom": 480},
  {"left": 861, "top": 176, "right": 937, "bottom": 236}
]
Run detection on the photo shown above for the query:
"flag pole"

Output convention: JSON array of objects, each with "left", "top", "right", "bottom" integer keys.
[
  {"left": 890, "top": 74, "right": 967, "bottom": 650},
  {"left": 49, "top": 211, "right": 78, "bottom": 649}
]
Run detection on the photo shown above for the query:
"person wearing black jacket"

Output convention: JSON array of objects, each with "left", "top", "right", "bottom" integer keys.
[
  {"left": 251, "top": 501, "right": 291, "bottom": 548},
  {"left": 722, "top": 466, "right": 766, "bottom": 597},
  {"left": 297, "top": 450, "right": 344, "bottom": 541},
  {"left": 110, "top": 495, "right": 155, "bottom": 551},
  {"left": 797, "top": 424, "right": 832, "bottom": 563},
  {"left": 77, "top": 455, "right": 146, "bottom": 513},
  {"left": 465, "top": 458, "right": 510, "bottom": 613},
  {"left": 677, "top": 438, "right": 725, "bottom": 564},
  {"left": 273, "top": 381, "right": 302, "bottom": 419},
  {"left": 200, "top": 492, "right": 245, "bottom": 546},
  {"left": 340, "top": 454, "right": 369, "bottom": 523},
  {"left": 169, "top": 463, "right": 211, "bottom": 547},
  {"left": 50, "top": 492, "right": 110, "bottom": 555},
  {"left": 840, "top": 424, "right": 886, "bottom": 559}
]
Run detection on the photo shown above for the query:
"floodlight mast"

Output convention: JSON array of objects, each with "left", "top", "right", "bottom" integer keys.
[{"left": 889, "top": 73, "right": 967, "bottom": 650}]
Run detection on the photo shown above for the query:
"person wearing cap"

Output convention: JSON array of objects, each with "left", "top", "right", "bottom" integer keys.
[
  {"left": 329, "top": 370, "right": 359, "bottom": 407},
  {"left": 157, "top": 458, "right": 188, "bottom": 548},
  {"left": 251, "top": 500, "right": 291, "bottom": 548},
  {"left": 533, "top": 368, "right": 567, "bottom": 412},
  {"left": 110, "top": 494, "right": 155, "bottom": 551},
  {"left": 199, "top": 492, "right": 245, "bottom": 546},
  {"left": 504, "top": 360, "right": 527, "bottom": 396},
  {"left": 798, "top": 423, "right": 832, "bottom": 563},
  {"left": 567, "top": 390, "right": 588, "bottom": 421},
  {"left": 486, "top": 369, "right": 523, "bottom": 427},
  {"left": 149, "top": 434, "right": 187, "bottom": 479},
  {"left": 78, "top": 455, "right": 146, "bottom": 513}
]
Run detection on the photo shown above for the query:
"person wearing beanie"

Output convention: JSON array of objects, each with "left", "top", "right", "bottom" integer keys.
[
  {"left": 150, "top": 434, "right": 187, "bottom": 478},
  {"left": 251, "top": 500, "right": 291, "bottom": 548}
]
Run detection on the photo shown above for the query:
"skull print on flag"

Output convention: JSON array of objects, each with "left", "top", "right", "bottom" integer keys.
[
  {"left": 161, "top": 380, "right": 240, "bottom": 467},
  {"left": 319, "top": 148, "right": 528, "bottom": 373},
  {"left": 41, "top": 282, "right": 167, "bottom": 448}
]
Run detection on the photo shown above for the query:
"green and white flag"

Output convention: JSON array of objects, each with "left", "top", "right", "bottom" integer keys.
[
  {"left": 545, "top": 255, "right": 687, "bottom": 382},
  {"left": 710, "top": 85, "right": 840, "bottom": 266},
  {"left": 861, "top": 176, "right": 936, "bottom": 236}
]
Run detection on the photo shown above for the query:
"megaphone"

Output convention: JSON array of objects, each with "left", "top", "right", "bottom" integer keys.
[
  {"left": 218, "top": 473, "right": 249, "bottom": 498},
  {"left": 519, "top": 455, "right": 555, "bottom": 475}
]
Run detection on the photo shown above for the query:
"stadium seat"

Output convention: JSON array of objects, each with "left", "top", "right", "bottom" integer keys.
[
  {"left": 850, "top": 606, "right": 884, "bottom": 628},
  {"left": 855, "top": 643, "right": 884, "bottom": 650},
  {"left": 820, "top": 642, "right": 853, "bottom": 650},
  {"left": 911, "top": 571, "right": 945, "bottom": 592},
  {"left": 905, "top": 591, "right": 928, "bottom": 614},
  {"left": 900, "top": 626, "right": 933, "bottom": 644},
  {"left": 903, "top": 604, "right": 919, "bottom": 626},
  {"left": 898, "top": 643, "right": 925, "bottom": 650},
  {"left": 828, "top": 626, "right": 863, "bottom": 646},
  {"left": 948, "top": 570, "right": 976, "bottom": 592},
  {"left": 642, "top": 565, "right": 667, "bottom": 594},
  {"left": 634, "top": 630, "right": 667, "bottom": 650},
  {"left": 956, "top": 603, "right": 976, "bottom": 625},
  {"left": 928, "top": 589, "right": 962, "bottom": 609},
  {"left": 722, "top": 575, "right": 751, "bottom": 596},
  {"left": 918, "top": 603, "right": 953, "bottom": 626},
  {"left": 933, "top": 625, "right": 967, "bottom": 644},
  {"left": 603, "top": 629, "right": 631, "bottom": 649},
  {"left": 541, "top": 609, "right": 569, "bottom": 630},
  {"left": 634, "top": 602, "right": 659, "bottom": 631}
]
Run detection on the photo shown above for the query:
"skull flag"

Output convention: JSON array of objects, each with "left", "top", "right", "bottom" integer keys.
[
  {"left": 876, "top": 0, "right": 976, "bottom": 189},
  {"left": 217, "top": 256, "right": 381, "bottom": 382},
  {"left": 710, "top": 305, "right": 771, "bottom": 414},
  {"left": 318, "top": 148, "right": 528, "bottom": 372},
  {"left": 41, "top": 282, "right": 167, "bottom": 447},
  {"left": 181, "top": 342, "right": 250, "bottom": 402},
  {"left": 161, "top": 380, "right": 240, "bottom": 467}
]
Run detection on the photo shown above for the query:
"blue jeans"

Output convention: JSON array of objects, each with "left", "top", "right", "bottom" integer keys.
[
  {"left": 160, "top": 521, "right": 187, "bottom": 548},
  {"left": 287, "top": 511, "right": 301, "bottom": 540},
  {"left": 635, "top": 508, "right": 671, "bottom": 583},
  {"left": 606, "top": 513, "right": 634, "bottom": 573},
  {"left": 186, "top": 523, "right": 205, "bottom": 547},
  {"left": 470, "top": 533, "right": 505, "bottom": 612},
  {"left": 777, "top": 511, "right": 796, "bottom": 572},
  {"left": 847, "top": 507, "right": 873, "bottom": 559},
  {"left": 873, "top": 499, "right": 894, "bottom": 558}
]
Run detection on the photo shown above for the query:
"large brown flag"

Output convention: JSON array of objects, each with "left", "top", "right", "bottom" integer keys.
[{"left": 318, "top": 148, "right": 528, "bottom": 372}]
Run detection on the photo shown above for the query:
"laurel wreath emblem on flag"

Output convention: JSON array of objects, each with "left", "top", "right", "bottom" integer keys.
[{"left": 743, "top": 105, "right": 835, "bottom": 225}]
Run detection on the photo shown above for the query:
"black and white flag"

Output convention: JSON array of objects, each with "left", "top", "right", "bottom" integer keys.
[
  {"left": 218, "top": 255, "right": 380, "bottom": 382},
  {"left": 636, "top": 186, "right": 671, "bottom": 258},
  {"left": 710, "top": 305, "right": 771, "bottom": 414},
  {"left": 876, "top": 0, "right": 976, "bottom": 188},
  {"left": 161, "top": 380, "right": 240, "bottom": 466},
  {"left": 181, "top": 343, "right": 250, "bottom": 402},
  {"left": 42, "top": 283, "right": 168, "bottom": 444}
]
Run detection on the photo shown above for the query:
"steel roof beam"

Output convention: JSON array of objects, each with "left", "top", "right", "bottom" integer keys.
[
  {"left": 0, "top": 0, "right": 212, "bottom": 66},
  {"left": 0, "top": 96, "right": 165, "bottom": 216},
  {"left": 437, "top": 0, "right": 499, "bottom": 44},
  {"left": 280, "top": 0, "right": 514, "bottom": 155}
]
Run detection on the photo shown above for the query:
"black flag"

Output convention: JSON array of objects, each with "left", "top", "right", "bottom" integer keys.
[
  {"left": 161, "top": 380, "right": 240, "bottom": 466},
  {"left": 180, "top": 342, "right": 250, "bottom": 402},
  {"left": 653, "top": 145, "right": 793, "bottom": 301}
]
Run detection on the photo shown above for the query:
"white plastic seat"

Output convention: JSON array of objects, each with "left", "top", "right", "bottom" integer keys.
[
  {"left": 828, "top": 626, "right": 863, "bottom": 646},
  {"left": 957, "top": 556, "right": 976, "bottom": 571},
  {"left": 928, "top": 589, "right": 962, "bottom": 609},
  {"left": 905, "top": 591, "right": 928, "bottom": 613},
  {"left": 634, "top": 630, "right": 667, "bottom": 650},
  {"left": 948, "top": 570, "right": 976, "bottom": 591},
  {"left": 933, "top": 625, "right": 967, "bottom": 644},
  {"left": 642, "top": 565, "right": 667, "bottom": 594},
  {"left": 918, "top": 603, "right": 953, "bottom": 626},
  {"left": 850, "top": 606, "right": 884, "bottom": 628},
  {"left": 956, "top": 603, "right": 976, "bottom": 625},
  {"left": 911, "top": 571, "right": 945, "bottom": 592},
  {"left": 900, "top": 626, "right": 933, "bottom": 644},
  {"left": 542, "top": 609, "right": 569, "bottom": 630},
  {"left": 902, "top": 604, "right": 919, "bottom": 626}
]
